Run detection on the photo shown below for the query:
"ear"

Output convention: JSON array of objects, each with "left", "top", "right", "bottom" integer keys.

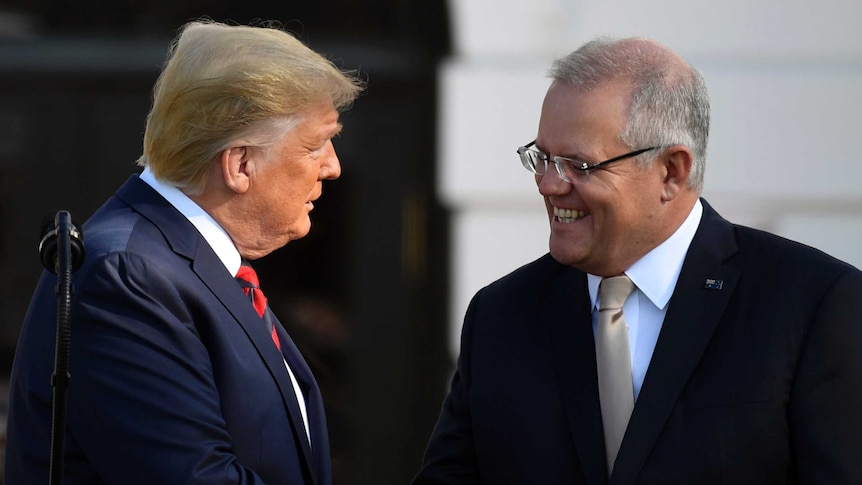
[
  {"left": 660, "top": 145, "right": 693, "bottom": 202},
  {"left": 220, "top": 146, "right": 252, "bottom": 194}
]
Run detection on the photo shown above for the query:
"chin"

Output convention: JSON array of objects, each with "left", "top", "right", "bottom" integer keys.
[
  {"left": 548, "top": 245, "right": 577, "bottom": 267},
  {"left": 549, "top": 250, "right": 579, "bottom": 267},
  {"left": 548, "top": 238, "right": 588, "bottom": 268},
  {"left": 288, "top": 221, "right": 312, "bottom": 241}
]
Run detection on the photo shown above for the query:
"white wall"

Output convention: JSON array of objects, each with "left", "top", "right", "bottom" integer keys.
[{"left": 439, "top": 0, "right": 862, "bottom": 355}]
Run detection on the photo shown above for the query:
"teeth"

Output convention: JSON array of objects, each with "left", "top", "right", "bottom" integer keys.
[{"left": 553, "top": 206, "right": 587, "bottom": 223}]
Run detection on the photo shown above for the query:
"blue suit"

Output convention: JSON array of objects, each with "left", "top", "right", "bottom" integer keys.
[
  {"left": 6, "top": 175, "right": 331, "bottom": 484},
  {"left": 415, "top": 200, "right": 862, "bottom": 484}
]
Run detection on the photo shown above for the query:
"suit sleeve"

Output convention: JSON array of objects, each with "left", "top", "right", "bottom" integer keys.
[
  {"left": 412, "top": 292, "right": 482, "bottom": 485},
  {"left": 790, "top": 266, "right": 862, "bottom": 484},
  {"left": 66, "top": 252, "right": 270, "bottom": 484}
]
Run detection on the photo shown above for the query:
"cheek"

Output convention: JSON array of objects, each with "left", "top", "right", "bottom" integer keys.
[
  {"left": 590, "top": 197, "right": 632, "bottom": 239},
  {"left": 282, "top": 168, "right": 316, "bottom": 196},
  {"left": 543, "top": 198, "right": 554, "bottom": 216}
]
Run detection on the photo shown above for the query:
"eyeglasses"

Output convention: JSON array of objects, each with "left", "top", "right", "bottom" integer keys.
[{"left": 517, "top": 140, "right": 659, "bottom": 183}]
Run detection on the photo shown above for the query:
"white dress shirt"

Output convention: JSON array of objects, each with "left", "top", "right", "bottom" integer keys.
[
  {"left": 139, "top": 168, "right": 312, "bottom": 445},
  {"left": 588, "top": 199, "right": 703, "bottom": 400}
]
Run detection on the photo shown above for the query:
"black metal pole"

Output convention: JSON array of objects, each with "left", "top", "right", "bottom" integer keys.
[{"left": 48, "top": 211, "right": 75, "bottom": 485}]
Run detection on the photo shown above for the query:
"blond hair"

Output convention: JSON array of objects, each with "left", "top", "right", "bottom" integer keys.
[{"left": 137, "top": 20, "right": 363, "bottom": 194}]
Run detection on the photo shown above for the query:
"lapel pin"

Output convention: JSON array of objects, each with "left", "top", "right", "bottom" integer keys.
[{"left": 704, "top": 278, "right": 723, "bottom": 290}]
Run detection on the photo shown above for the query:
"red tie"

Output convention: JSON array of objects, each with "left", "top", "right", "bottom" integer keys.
[{"left": 235, "top": 262, "right": 281, "bottom": 350}]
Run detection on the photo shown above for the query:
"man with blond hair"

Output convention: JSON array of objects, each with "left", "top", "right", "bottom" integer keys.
[
  {"left": 7, "top": 20, "right": 362, "bottom": 484},
  {"left": 415, "top": 36, "right": 862, "bottom": 484}
]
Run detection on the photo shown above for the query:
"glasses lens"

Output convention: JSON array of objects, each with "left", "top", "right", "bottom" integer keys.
[
  {"left": 519, "top": 148, "right": 547, "bottom": 174},
  {"left": 554, "top": 158, "right": 590, "bottom": 184}
]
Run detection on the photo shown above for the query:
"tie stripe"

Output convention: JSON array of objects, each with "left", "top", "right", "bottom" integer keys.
[{"left": 235, "top": 262, "right": 281, "bottom": 350}]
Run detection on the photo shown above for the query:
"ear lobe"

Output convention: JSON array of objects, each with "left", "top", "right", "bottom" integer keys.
[
  {"left": 221, "top": 146, "right": 252, "bottom": 194},
  {"left": 661, "top": 145, "right": 693, "bottom": 202}
]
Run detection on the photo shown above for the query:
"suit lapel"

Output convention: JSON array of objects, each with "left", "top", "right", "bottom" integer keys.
[
  {"left": 191, "top": 255, "right": 319, "bottom": 480},
  {"left": 547, "top": 266, "right": 609, "bottom": 485},
  {"left": 115, "top": 176, "right": 320, "bottom": 484},
  {"left": 611, "top": 200, "right": 740, "bottom": 485}
]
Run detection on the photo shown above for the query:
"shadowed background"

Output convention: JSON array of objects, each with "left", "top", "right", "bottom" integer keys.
[{"left": 0, "top": 2, "right": 451, "bottom": 484}]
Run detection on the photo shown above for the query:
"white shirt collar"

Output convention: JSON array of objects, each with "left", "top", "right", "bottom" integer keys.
[
  {"left": 139, "top": 167, "right": 242, "bottom": 276},
  {"left": 588, "top": 199, "right": 703, "bottom": 310}
]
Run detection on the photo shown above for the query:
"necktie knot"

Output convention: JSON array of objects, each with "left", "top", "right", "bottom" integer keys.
[
  {"left": 235, "top": 261, "right": 280, "bottom": 350},
  {"left": 235, "top": 264, "right": 261, "bottom": 289},
  {"left": 599, "top": 275, "right": 634, "bottom": 312},
  {"left": 235, "top": 262, "right": 268, "bottom": 319}
]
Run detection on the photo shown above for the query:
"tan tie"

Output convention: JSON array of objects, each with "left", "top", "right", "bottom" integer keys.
[{"left": 596, "top": 275, "right": 635, "bottom": 475}]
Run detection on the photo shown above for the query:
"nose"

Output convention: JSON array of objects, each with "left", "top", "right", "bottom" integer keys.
[
  {"left": 536, "top": 169, "right": 570, "bottom": 196},
  {"left": 320, "top": 141, "right": 341, "bottom": 180}
]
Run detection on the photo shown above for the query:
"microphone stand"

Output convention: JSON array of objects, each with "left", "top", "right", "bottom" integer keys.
[{"left": 39, "top": 210, "right": 84, "bottom": 485}]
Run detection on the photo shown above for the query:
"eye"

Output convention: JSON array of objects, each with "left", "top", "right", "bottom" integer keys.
[{"left": 310, "top": 141, "right": 326, "bottom": 153}]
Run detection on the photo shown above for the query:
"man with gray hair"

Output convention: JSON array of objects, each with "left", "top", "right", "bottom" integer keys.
[
  {"left": 414, "top": 37, "right": 862, "bottom": 484},
  {"left": 7, "top": 20, "right": 362, "bottom": 484}
]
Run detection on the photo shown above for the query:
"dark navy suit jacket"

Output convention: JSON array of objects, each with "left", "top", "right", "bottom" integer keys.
[
  {"left": 414, "top": 199, "right": 862, "bottom": 485},
  {"left": 6, "top": 175, "right": 330, "bottom": 484}
]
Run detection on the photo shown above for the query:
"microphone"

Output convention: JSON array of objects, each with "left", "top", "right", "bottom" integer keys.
[
  {"left": 39, "top": 210, "right": 85, "bottom": 485},
  {"left": 39, "top": 210, "right": 85, "bottom": 273}
]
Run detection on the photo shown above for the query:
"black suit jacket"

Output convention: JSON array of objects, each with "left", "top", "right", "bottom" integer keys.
[
  {"left": 6, "top": 176, "right": 331, "bottom": 484},
  {"left": 414, "top": 199, "right": 862, "bottom": 485}
]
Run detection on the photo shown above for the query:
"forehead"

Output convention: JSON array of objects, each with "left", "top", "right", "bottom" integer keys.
[
  {"left": 265, "top": 104, "right": 340, "bottom": 158},
  {"left": 537, "top": 81, "right": 631, "bottom": 153},
  {"left": 298, "top": 102, "right": 341, "bottom": 137}
]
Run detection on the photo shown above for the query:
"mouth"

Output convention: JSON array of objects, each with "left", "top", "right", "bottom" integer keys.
[
  {"left": 553, "top": 206, "right": 588, "bottom": 224},
  {"left": 307, "top": 192, "right": 322, "bottom": 207}
]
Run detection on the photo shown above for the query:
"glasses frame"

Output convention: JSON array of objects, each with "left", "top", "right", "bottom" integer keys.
[{"left": 517, "top": 140, "right": 660, "bottom": 182}]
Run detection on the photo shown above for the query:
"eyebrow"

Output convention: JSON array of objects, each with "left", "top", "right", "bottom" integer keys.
[
  {"left": 329, "top": 123, "right": 343, "bottom": 138},
  {"left": 535, "top": 141, "right": 590, "bottom": 162}
]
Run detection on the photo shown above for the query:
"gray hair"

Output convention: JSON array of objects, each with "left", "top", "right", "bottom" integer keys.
[{"left": 549, "top": 37, "right": 710, "bottom": 192}]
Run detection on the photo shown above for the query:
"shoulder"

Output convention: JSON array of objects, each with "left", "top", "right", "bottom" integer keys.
[
  {"left": 731, "top": 223, "right": 858, "bottom": 278},
  {"left": 80, "top": 202, "right": 174, "bottom": 267},
  {"left": 699, "top": 199, "right": 859, "bottom": 283},
  {"left": 70, "top": 195, "right": 200, "bottom": 304},
  {"left": 721, "top": 222, "right": 862, "bottom": 312},
  {"left": 80, "top": 175, "right": 202, "bottom": 270}
]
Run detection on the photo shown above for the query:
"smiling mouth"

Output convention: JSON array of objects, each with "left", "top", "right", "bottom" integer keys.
[{"left": 553, "top": 206, "right": 588, "bottom": 224}]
